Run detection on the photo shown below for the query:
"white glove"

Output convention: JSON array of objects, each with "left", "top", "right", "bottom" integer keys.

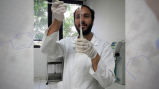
[
  {"left": 51, "top": 1, "right": 67, "bottom": 21},
  {"left": 75, "top": 38, "right": 97, "bottom": 59}
]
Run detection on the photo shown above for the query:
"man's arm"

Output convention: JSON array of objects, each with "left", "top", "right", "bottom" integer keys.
[
  {"left": 89, "top": 42, "right": 116, "bottom": 88},
  {"left": 75, "top": 39, "right": 115, "bottom": 88},
  {"left": 47, "top": 19, "right": 62, "bottom": 36},
  {"left": 47, "top": 1, "right": 67, "bottom": 36},
  {"left": 41, "top": 18, "right": 64, "bottom": 57},
  {"left": 91, "top": 53, "right": 100, "bottom": 72},
  {"left": 41, "top": 1, "right": 67, "bottom": 57}
]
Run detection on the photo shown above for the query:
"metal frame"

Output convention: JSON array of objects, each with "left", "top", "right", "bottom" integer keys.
[{"left": 46, "top": 56, "right": 64, "bottom": 85}]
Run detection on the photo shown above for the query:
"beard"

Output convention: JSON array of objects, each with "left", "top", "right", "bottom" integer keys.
[{"left": 75, "top": 21, "right": 93, "bottom": 36}]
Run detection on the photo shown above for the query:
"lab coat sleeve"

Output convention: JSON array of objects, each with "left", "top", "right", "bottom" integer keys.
[
  {"left": 89, "top": 42, "right": 116, "bottom": 88},
  {"left": 41, "top": 27, "right": 65, "bottom": 58}
]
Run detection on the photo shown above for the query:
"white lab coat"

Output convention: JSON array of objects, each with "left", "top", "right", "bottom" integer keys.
[{"left": 41, "top": 28, "right": 116, "bottom": 89}]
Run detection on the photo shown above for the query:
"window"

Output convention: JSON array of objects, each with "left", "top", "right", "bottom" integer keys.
[
  {"left": 63, "top": 4, "right": 79, "bottom": 38},
  {"left": 34, "top": 0, "right": 83, "bottom": 48},
  {"left": 59, "top": 1, "right": 83, "bottom": 40},
  {"left": 34, "top": 0, "right": 48, "bottom": 47}
]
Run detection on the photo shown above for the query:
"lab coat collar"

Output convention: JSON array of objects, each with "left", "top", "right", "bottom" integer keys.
[{"left": 71, "top": 32, "right": 99, "bottom": 46}]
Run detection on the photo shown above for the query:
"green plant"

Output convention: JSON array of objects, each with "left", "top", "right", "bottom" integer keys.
[
  {"left": 34, "top": 0, "right": 48, "bottom": 40},
  {"left": 63, "top": 5, "right": 78, "bottom": 38}
]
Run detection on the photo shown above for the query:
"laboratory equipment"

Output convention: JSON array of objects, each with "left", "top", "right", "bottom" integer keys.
[
  {"left": 111, "top": 40, "right": 125, "bottom": 85},
  {"left": 46, "top": 56, "right": 64, "bottom": 85}
]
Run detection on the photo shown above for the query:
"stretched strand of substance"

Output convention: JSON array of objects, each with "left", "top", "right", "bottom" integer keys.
[
  {"left": 44, "top": 0, "right": 79, "bottom": 6},
  {"left": 79, "top": 6, "right": 84, "bottom": 54},
  {"left": 79, "top": 6, "right": 84, "bottom": 39}
]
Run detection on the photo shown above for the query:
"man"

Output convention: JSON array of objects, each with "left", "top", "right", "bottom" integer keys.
[{"left": 41, "top": 1, "right": 115, "bottom": 89}]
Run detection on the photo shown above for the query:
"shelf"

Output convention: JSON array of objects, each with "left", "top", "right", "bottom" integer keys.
[
  {"left": 48, "top": 73, "right": 62, "bottom": 80},
  {"left": 47, "top": 62, "right": 62, "bottom": 64}
]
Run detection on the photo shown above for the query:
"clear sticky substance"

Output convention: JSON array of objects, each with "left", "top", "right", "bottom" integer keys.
[{"left": 79, "top": 6, "right": 84, "bottom": 39}]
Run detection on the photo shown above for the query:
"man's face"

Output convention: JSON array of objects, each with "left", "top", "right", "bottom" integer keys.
[{"left": 74, "top": 7, "right": 94, "bottom": 35}]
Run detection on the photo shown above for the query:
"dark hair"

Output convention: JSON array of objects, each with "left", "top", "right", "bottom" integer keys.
[{"left": 74, "top": 5, "right": 95, "bottom": 21}]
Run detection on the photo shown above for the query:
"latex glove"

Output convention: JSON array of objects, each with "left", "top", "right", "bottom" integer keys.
[
  {"left": 75, "top": 38, "right": 97, "bottom": 59},
  {"left": 51, "top": 1, "right": 67, "bottom": 21}
]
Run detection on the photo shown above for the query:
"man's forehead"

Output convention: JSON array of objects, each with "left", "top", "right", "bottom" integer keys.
[{"left": 75, "top": 7, "right": 91, "bottom": 15}]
